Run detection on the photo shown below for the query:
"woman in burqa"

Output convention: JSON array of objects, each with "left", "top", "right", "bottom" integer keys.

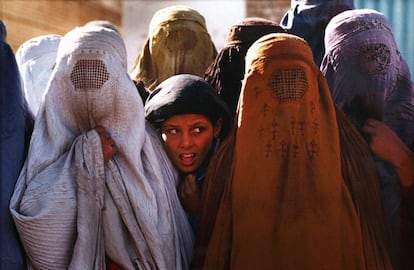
[
  {"left": 191, "top": 17, "right": 285, "bottom": 269},
  {"left": 10, "top": 25, "right": 193, "bottom": 270},
  {"left": 0, "top": 19, "right": 33, "bottom": 270},
  {"left": 204, "top": 17, "right": 285, "bottom": 120},
  {"left": 15, "top": 34, "right": 61, "bottom": 117},
  {"left": 130, "top": 5, "right": 217, "bottom": 92},
  {"left": 201, "top": 33, "right": 392, "bottom": 269},
  {"left": 280, "top": 0, "right": 355, "bottom": 66},
  {"left": 320, "top": 9, "right": 414, "bottom": 269}
]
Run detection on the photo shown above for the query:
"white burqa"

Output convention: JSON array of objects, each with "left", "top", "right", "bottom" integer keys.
[
  {"left": 15, "top": 34, "right": 61, "bottom": 116},
  {"left": 10, "top": 26, "right": 193, "bottom": 270}
]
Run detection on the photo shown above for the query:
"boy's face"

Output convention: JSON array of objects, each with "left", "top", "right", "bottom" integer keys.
[{"left": 160, "top": 113, "right": 222, "bottom": 173}]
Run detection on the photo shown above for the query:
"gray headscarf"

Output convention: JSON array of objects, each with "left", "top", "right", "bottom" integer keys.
[
  {"left": 10, "top": 25, "right": 193, "bottom": 270},
  {"left": 321, "top": 9, "right": 414, "bottom": 268}
]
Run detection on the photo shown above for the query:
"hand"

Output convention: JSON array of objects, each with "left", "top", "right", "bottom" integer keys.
[
  {"left": 95, "top": 126, "right": 118, "bottom": 163},
  {"left": 178, "top": 173, "right": 201, "bottom": 214},
  {"left": 362, "top": 119, "right": 410, "bottom": 166}
]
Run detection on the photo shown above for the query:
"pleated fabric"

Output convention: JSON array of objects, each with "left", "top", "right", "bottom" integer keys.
[
  {"left": 321, "top": 9, "right": 414, "bottom": 268},
  {"left": 202, "top": 33, "right": 392, "bottom": 270},
  {"left": 204, "top": 17, "right": 285, "bottom": 120},
  {"left": 15, "top": 34, "right": 61, "bottom": 116},
  {"left": 10, "top": 25, "right": 193, "bottom": 270},
  {"left": 130, "top": 5, "right": 217, "bottom": 91}
]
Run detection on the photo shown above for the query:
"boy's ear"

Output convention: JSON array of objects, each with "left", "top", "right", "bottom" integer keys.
[{"left": 214, "top": 118, "right": 223, "bottom": 138}]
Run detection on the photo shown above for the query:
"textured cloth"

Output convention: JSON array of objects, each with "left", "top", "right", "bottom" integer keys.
[
  {"left": 145, "top": 74, "right": 231, "bottom": 140},
  {"left": 280, "top": 0, "right": 354, "bottom": 66},
  {"left": 0, "top": 20, "right": 33, "bottom": 270},
  {"left": 204, "top": 17, "right": 285, "bottom": 120},
  {"left": 196, "top": 17, "right": 285, "bottom": 268},
  {"left": 190, "top": 123, "right": 236, "bottom": 270},
  {"left": 15, "top": 34, "right": 61, "bottom": 116},
  {"left": 10, "top": 25, "right": 193, "bottom": 270},
  {"left": 202, "top": 33, "right": 392, "bottom": 270},
  {"left": 130, "top": 5, "right": 217, "bottom": 91},
  {"left": 0, "top": 20, "right": 6, "bottom": 42},
  {"left": 321, "top": 9, "right": 414, "bottom": 269},
  {"left": 84, "top": 20, "right": 120, "bottom": 33}
]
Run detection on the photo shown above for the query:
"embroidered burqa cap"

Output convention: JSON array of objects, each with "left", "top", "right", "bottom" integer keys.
[
  {"left": 10, "top": 25, "right": 193, "bottom": 270},
  {"left": 202, "top": 33, "right": 392, "bottom": 269},
  {"left": 15, "top": 34, "right": 61, "bottom": 116},
  {"left": 0, "top": 20, "right": 33, "bottom": 270},
  {"left": 130, "top": 5, "right": 217, "bottom": 91},
  {"left": 204, "top": 17, "right": 285, "bottom": 120},
  {"left": 280, "top": 0, "right": 355, "bottom": 65},
  {"left": 321, "top": 8, "right": 414, "bottom": 140},
  {"left": 321, "top": 9, "right": 414, "bottom": 268}
]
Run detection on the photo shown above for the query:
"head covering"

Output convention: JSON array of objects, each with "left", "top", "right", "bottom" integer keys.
[
  {"left": 15, "top": 34, "right": 61, "bottom": 116},
  {"left": 0, "top": 20, "right": 6, "bottom": 42},
  {"left": 10, "top": 25, "right": 193, "bottom": 270},
  {"left": 321, "top": 9, "right": 414, "bottom": 268},
  {"left": 321, "top": 9, "right": 414, "bottom": 140},
  {"left": 280, "top": 0, "right": 354, "bottom": 65},
  {"left": 145, "top": 74, "right": 231, "bottom": 139},
  {"left": 290, "top": 0, "right": 354, "bottom": 4},
  {"left": 204, "top": 17, "right": 285, "bottom": 120},
  {"left": 130, "top": 5, "right": 217, "bottom": 91},
  {"left": 0, "top": 20, "right": 33, "bottom": 270},
  {"left": 84, "top": 20, "right": 120, "bottom": 33},
  {"left": 202, "top": 33, "right": 392, "bottom": 269}
]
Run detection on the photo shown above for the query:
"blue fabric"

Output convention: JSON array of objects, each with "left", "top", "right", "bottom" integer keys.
[
  {"left": 280, "top": 0, "right": 354, "bottom": 66},
  {"left": 0, "top": 20, "right": 6, "bottom": 42},
  {"left": 0, "top": 21, "right": 33, "bottom": 269}
]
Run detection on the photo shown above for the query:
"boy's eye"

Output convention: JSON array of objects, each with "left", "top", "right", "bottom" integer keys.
[
  {"left": 168, "top": 128, "right": 178, "bottom": 134},
  {"left": 193, "top": 126, "right": 205, "bottom": 133},
  {"left": 162, "top": 127, "right": 178, "bottom": 135}
]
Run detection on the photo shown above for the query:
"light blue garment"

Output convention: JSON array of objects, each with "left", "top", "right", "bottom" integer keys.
[
  {"left": 0, "top": 20, "right": 33, "bottom": 270},
  {"left": 10, "top": 25, "right": 193, "bottom": 270}
]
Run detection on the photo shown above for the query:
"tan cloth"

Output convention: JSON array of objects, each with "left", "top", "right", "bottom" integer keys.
[
  {"left": 130, "top": 5, "right": 217, "bottom": 91},
  {"left": 202, "top": 33, "right": 391, "bottom": 270}
]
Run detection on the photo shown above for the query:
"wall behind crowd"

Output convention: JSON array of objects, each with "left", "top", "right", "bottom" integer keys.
[{"left": 0, "top": 0, "right": 122, "bottom": 51}]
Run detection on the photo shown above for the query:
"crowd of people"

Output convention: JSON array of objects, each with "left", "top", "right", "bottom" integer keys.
[{"left": 1, "top": 1, "right": 413, "bottom": 269}]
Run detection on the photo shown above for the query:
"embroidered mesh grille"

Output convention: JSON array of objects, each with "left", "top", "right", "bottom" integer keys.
[
  {"left": 70, "top": 59, "right": 109, "bottom": 90},
  {"left": 166, "top": 29, "right": 197, "bottom": 52},
  {"left": 271, "top": 68, "right": 308, "bottom": 102},
  {"left": 359, "top": 43, "right": 391, "bottom": 74}
]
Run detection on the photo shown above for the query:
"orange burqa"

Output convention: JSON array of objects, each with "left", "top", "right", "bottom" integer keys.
[{"left": 202, "top": 33, "right": 391, "bottom": 270}]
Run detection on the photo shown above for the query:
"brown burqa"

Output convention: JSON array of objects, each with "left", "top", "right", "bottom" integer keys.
[{"left": 201, "top": 33, "right": 392, "bottom": 270}]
